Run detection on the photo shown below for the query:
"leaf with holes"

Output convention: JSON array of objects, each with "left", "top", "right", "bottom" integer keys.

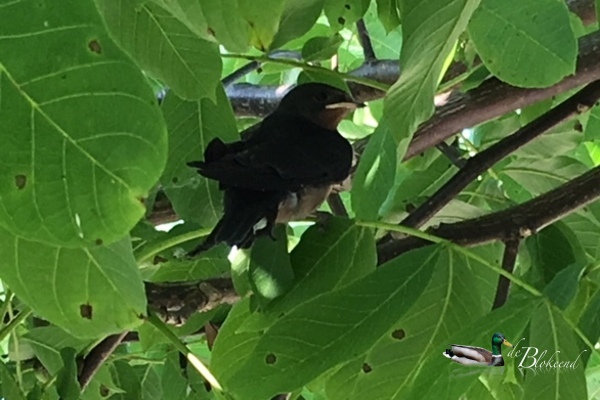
[
  {"left": 0, "top": 227, "right": 146, "bottom": 339},
  {"left": 324, "top": 245, "right": 500, "bottom": 400},
  {"left": 0, "top": 0, "right": 166, "bottom": 248},
  {"left": 96, "top": 0, "right": 222, "bottom": 100},
  {"left": 223, "top": 245, "right": 438, "bottom": 399},
  {"left": 468, "top": 0, "right": 576, "bottom": 88},
  {"left": 160, "top": 86, "right": 238, "bottom": 228}
]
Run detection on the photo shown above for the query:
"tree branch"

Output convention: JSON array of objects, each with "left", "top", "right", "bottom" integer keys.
[
  {"left": 356, "top": 19, "right": 376, "bottom": 61},
  {"left": 78, "top": 332, "right": 128, "bottom": 390},
  {"left": 377, "top": 164, "right": 600, "bottom": 263},
  {"left": 145, "top": 279, "right": 239, "bottom": 325},
  {"left": 492, "top": 240, "right": 520, "bottom": 310},
  {"left": 401, "top": 80, "right": 600, "bottom": 230}
]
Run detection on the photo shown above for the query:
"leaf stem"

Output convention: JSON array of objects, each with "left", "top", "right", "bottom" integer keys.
[
  {"left": 221, "top": 53, "right": 390, "bottom": 91},
  {"left": 0, "top": 306, "right": 31, "bottom": 343},
  {"left": 146, "top": 312, "right": 227, "bottom": 395},
  {"left": 357, "top": 220, "right": 542, "bottom": 297},
  {"left": 135, "top": 228, "right": 212, "bottom": 264}
]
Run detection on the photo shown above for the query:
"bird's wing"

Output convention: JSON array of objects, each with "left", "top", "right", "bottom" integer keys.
[
  {"left": 194, "top": 115, "right": 353, "bottom": 191},
  {"left": 448, "top": 345, "right": 491, "bottom": 363}
]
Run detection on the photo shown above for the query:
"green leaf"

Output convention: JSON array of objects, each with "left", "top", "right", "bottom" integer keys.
[
  {"left": 238, "top": 0, "right": 286, "bottom": 50},
  {"left": 140, "top": 365, "right": 163, "bottom": 400},
  {"left": 585, "top": 106, "right": 600, "bottom": 141},
  {"left": 376, "top": 0, "right": 401, "bottom": 32},
  {"left": 148, "top": 0, "right": 211, "bottom": 41},
  {"left": 324, "top": 0, "right": 370, "bottom": 32},
  {"left": 351, "top": 118, "right": 397, "bottom": 220},
  {"left": 384, "top": 0, "right": 480, "bottom": 160},
  {"left": 0, "top": 361, "right": 26, "bottom": 400},
  {"left": 468, "top": 0, "right": 577, "bottom": 88},
  {"left": 200, "top": 0, "right": 250, "bottom": 52},
  {"left": 111, "top": 361, "right": 142, "bottom": 400},
  {"left": 324, "top": 245, "right": 501, "bottom": 400},
  {"left": 522, "top": 303, "right": 587, "bottom": 400},
  {"left": 248, "top": 226, "right": 295, "bottom": 304},
  {"left": 146, "top": 248, "right": 230, "bottom": 283},
  {"left": 160, "top": 86, "right": 238, "bottom": 228},
  {"left": 0, "top": 227, "right": 146, "bottom": 338},
  {"left": 0, "top": 0, "right": 167, "bottom": 248},
  {"left": 56, "top": 348, "right": 80, "bottom": 400},
  {"left": 23, "top": 326, "right": 90, "bottom": 374},
  {"left": 409, "top": 297, "right": 537, "bottom": 399},
  {"left": 223, "top": 245, "right": 439, "bottom": 399},
  {"left": 543, "top": 262, "right": 584, "bottom": 309},
  {"left": 578, "top": 290, "right": 600, "bottom": 365},
  {"left": 301, "top": 34, "right": 344, "bottom": 61},
  {"left": 96, "top": 0, "right": 222, "bottom": 100},
  {"left": 525, "top": 223, "right": 587, "bottom": 286},
  {"left": 271, "top": 0, "right": 326, "bottom": 49}
]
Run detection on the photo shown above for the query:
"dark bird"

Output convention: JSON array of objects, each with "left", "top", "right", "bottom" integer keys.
[{"left": 187, "top": 83, "right": 363, "bottom": 257}]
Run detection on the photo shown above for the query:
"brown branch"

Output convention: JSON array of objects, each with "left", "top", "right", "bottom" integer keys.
[
  {"left": 402, "top": 80, "right": 600, "bottom": 230},
  {"left": 145, "top": 279, "right": 239, "bottom": 325},
  {"left": 492, "top": 240, "right": 520, "bottom": 310},
  {"left": 78, "top": 332, "right": 128, "bottom": 390},
  {"left": 377, "top": 164, "right": 600, "bottom": 264},
  {"left": 404, "top": 29, "right": 600, "bottom": 160},
  {"left": 356, "top": 19, "right": 376, "bottom": 61}
]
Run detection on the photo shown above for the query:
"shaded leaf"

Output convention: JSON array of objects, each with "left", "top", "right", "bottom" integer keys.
[
  {"left": 238, "top": 0, "right": 286, "bottom": 50},
  {"left": 543, "top": 262, "right": 584, "bottom": 309},
  {"left": 160, "top": 86, "right": 238, "bottom": 228},
  {"left": 324, "top": 0, "right": 370, "bottom": 31},
  {"left": 97, "top": 0, "right": 222, "bottom": 100},
  {"left": 56, "top": 348, "right": 80, "bottom": 400},
  {"left": 376, "top": 0, "right": 401, "bottom": 32},
  {"left": 302, "top": 34, "right": 344, "bottom": 61},
  {"left": 24, "top": 326, "right": 90, "bottom": 375},
  {"left": 468, "top": 0, "right": 577, "bottom": 88},
  {"left": 223, "top": 245, "right": 439, "bottom": 399},
  {"left": 272, "top": 0, "right": 326, "bottom": 49},
  {"left": 200, "top": 0, "right": 249, "bottom": 52}
]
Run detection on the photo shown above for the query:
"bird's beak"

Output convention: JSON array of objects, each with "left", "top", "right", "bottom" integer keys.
[
  {"left": 503, "top": 339, "right": 513, "bottom": 347},
  {"left": 325, "top": 101, "right": 366, "bottom": 110}
]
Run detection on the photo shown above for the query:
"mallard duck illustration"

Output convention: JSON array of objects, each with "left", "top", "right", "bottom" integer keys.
[{"left": 443, "top": 333, "right": 513, "bottom": 366}]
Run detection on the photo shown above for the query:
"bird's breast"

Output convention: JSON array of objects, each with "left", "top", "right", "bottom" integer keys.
[{"left": 276, "top": 186, "right": 333, "bottom": 223}]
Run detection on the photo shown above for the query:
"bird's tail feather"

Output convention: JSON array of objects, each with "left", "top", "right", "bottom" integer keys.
[{"left": 187, "top": 189, "right": 285, "bottom": 257}]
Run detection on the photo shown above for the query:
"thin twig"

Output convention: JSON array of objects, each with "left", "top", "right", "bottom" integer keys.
[
  {"left": 221, "top": 61, "right": 261, "bottom": 87},
  {"left": 356, "top": 19, "right": 376, "bottom": 61},
  {"left": 78, "top": 332, "right": 128, "bottom": 390},
  {"left": 327, "top": 193, "right": 349, "bottom": 217},
  {"left": 435, "top": 141, "right": 466, "bottom": 168},
  {"left": 492, "top": 240, "right": 520, "bottom": 310}
]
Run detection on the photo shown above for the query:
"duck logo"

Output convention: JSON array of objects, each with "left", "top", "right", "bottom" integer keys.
[{"left": 442, "top": 333, "right": 513, "bottom": 367}]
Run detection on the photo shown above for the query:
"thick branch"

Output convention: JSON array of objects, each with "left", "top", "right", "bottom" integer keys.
[{"left": 378, "top": 164, "right": 600, "bottom": 263}]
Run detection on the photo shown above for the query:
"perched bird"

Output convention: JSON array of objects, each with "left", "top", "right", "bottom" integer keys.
[
  {"left": 187, "top": 83, "right": 363, "bottom": 257},
  {"left": 442, "top": 332, "right": 513, "bottom": 366}
]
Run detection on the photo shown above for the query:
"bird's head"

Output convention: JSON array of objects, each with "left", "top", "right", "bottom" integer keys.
[
  {"left": 492, "top": 333, "right": 512, "bottom": 348},
  {"left": 278, "top": 83, "right": 365, "bottom": 130}
]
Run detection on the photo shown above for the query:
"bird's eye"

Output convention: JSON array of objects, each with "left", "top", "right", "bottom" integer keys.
[{"left": 314, "top": 92, "right": 329, "bottom": 102}]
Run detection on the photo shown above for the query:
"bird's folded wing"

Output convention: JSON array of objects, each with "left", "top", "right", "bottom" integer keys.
[{"left": 196, "top": 123, "right": 353, "bottom": 191}]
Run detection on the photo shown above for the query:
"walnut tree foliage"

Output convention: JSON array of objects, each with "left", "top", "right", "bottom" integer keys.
[{"left": 1, "top": 0, "right": 600, "bottom": 399}]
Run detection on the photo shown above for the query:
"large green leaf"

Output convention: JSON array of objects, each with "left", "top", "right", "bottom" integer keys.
[
  {"left": 468, "top": 0, "right": 577, "bottom": 88},
  {"left": 522, "top": 303, "right": 587, "bottom": 400},
  {"left": 160, "top": 86, "right": 238, "bottom": 228},
  {"left": 376, "top": 0, "right": 401, "bottom": 32},
  {"left": 0, "top": 227, "right": 146, "bottom": 338},
  {"left": 0, "top": 0, "right": 166, "bottom": 248},
  {"left": 223, "top": 245, "right": 439, "bottom": 399},
  {"left": 325, "top": 245, "right": 500, "bottom": 400},
  {"left": 96, "top": 0, "right": 222, "bottom": 100},
  {"left": 271, "top": 0, "right": 326, "bottom": 49},
  {"left": 199, "top": 0, "right": 250, "bottom": 52},
  {"left": 238, "top": 0, "right": 286, "bottom": 50}
]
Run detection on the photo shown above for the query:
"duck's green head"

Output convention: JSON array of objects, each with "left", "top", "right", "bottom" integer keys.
[{"left": 491, "top": 333, "right": 512, "bottom": 355}]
